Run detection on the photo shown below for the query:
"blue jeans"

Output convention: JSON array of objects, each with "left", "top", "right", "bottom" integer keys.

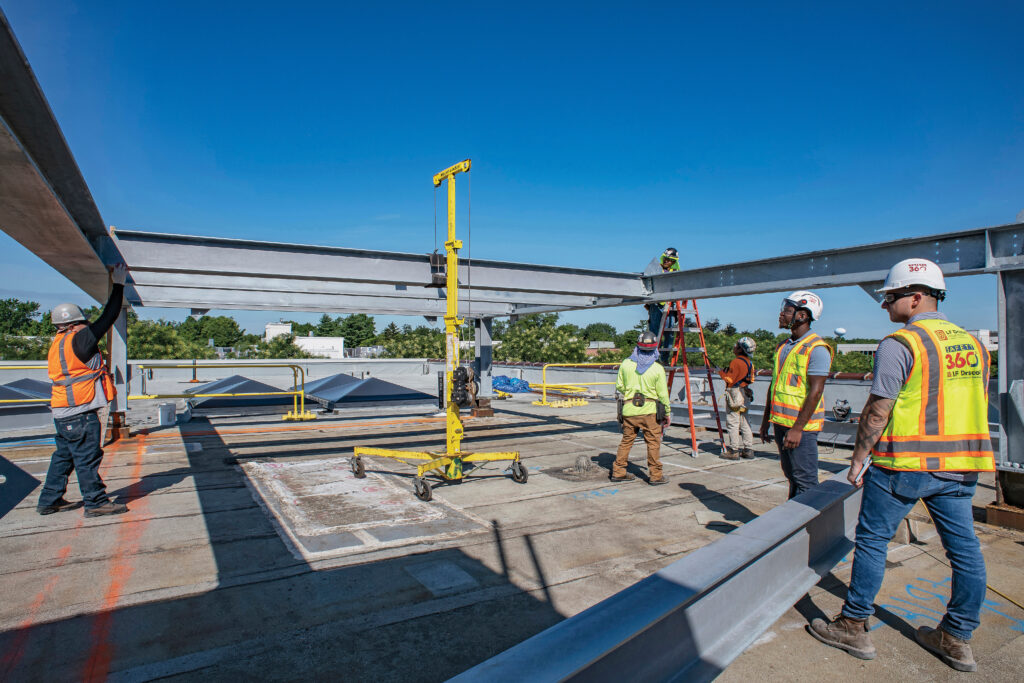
[
  {"left": 842, "top": 466, "right": 985, "bottom": 640},
  {"left": 647, "top": 305, "right": 676, "bottom": 363},
  {"left": 39, "top": 410, "right": 110, "bottom": 509},
  {"left": 773, "top": 424, "right": 819, "bottom": 499}
]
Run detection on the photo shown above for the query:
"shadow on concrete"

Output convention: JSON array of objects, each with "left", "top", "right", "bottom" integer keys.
[
  {"left": 794, "top": 571, "right": 919, "bottom": 643},
  {"left": 0, "top": 417, "right": 565, "bottom": 681},
  {"left": 678, "top": 481, "right": 759, "bottom": 533},
  {"left": 0, "top": 455, "right": 40, "bottom": 518}
]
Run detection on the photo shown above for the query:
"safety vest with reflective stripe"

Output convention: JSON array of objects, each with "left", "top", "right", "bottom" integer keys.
[
  {"left": 769, "top": 333, "right": 833, "bottom": 431},
  {"left": 872, "top": 319, "right": 994, "bottom": 472},
  {"left": 48, "top": 328, "right": 115, "bottom": 409}
]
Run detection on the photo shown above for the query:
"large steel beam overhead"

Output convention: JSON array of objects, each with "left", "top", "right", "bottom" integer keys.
[
  {"left": 113, "top": 230, "right": 648, "bottom": 312},
  {"left": 0, "top": 11, "right": 118, "bottom": 301},
  {"left": 644, "top": 222, "right": 1024, "bottom": 301}
]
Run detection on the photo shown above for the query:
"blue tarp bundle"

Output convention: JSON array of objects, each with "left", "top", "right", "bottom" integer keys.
[{"left": 492, "top": 375, "right": 532, "bottom": 393}]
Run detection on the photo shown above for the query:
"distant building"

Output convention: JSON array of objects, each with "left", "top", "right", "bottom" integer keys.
[
  {"left": 585, "top": 340, "right": 619, "bottom": 358},
  {"left": 264, "top": 322, "right": 345, "bottom": 359}
]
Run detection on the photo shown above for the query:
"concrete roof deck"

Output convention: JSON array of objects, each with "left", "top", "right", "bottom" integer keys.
[{"left": 1, "top": 398, "right": 1021, "bottom": 681}]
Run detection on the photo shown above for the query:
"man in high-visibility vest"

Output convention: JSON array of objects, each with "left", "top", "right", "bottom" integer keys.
[
  {"left": 808, "top": 258, "right": 993, "bottom": 673},
  {"left": 613, "top": 331, "right": 671, "bottom": 485},
  {"left": 758, "top": 290, "right": 832, "bottom": 498},
  {"left": 37, "top": 263, "right": 129, "bottom": 518}
]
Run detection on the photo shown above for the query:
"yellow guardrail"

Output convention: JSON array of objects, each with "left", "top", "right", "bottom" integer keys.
[
  {"left": 532, "top": 363, "right": 620, "bottom": 406},
  {"left": 131, "top": 362, "right": 316, "bottom": 421},
  {"left": 0, "top": 365, "right": 49, "bottom": 404}
]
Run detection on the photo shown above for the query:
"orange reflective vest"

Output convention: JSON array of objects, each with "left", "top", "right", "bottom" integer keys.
[
  {"left": 48, "top": 328, "right": 115, "bottom": 409},
  {"left": 769, "top": 333, "right": 833, "bottom": 432},
  {"left": 871, "top": 319, "right": 994, "bottom": 472}
]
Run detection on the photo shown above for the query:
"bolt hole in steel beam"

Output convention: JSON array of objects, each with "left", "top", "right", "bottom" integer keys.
[{"left": 452, "top": 471, "right": 861, "bottom": 682}]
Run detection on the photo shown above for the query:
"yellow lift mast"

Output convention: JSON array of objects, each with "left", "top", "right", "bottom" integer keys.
[{"left": 351, "top": 160, "right": 527, "bottom": 501}]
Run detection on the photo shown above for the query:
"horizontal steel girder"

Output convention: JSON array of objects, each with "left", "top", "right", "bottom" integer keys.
[
  {"left": 129, "top": 284, "right": 535, "bottom": 317},
  {"left": 125, "top": 271, "right": 605, "bottom": 309},
  {"left": 645, "top": 222, "right": 1024, "bottom": 301},
  {"left": 454, "top": 470, "right": 862, "bottom": 682},
  {"left": 113, "top": 230, "right": 647, "bottom": 302}
]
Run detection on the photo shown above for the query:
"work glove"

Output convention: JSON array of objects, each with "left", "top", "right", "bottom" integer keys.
[{"left": 111, "top": 263, "right": 128, "bottom": 285}]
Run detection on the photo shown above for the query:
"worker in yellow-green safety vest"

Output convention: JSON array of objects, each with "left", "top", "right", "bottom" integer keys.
[
  {"left": 758, "top": 290, "right": 833, "bottom": 499},
  {"left": 646, "top": 247, "right": 680, "bottom": 363},
  {"left": 613, "top": 331, "right": 671, "bottom": 486},
  {"left": 808, "top": 258, "right": 993, "bottom": 673}
]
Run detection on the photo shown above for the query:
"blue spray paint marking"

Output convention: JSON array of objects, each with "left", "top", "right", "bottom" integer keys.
[
  {"left": 568, "top": 488, "right": 620, "bottom": 501},
  {"left": 873, "top": 576, "right": 1024, "bottom": 634},
  {"left": 0, "top": 437, "right": 55, "bottom": 448}
]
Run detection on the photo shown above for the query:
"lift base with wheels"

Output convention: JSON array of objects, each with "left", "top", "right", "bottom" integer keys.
[{"left": 350, "top": 447, "right": 526, "bottom": 501}]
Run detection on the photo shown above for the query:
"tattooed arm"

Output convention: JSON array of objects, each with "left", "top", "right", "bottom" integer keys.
[{"left": 848, "top": 393, "right": 895, "bottom": 487}]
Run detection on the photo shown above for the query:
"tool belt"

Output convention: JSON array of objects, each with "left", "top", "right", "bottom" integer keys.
[
  {"left": 656, "top": 401, "right": 667, "bottom": 425},
  {"left": 631, "top": 393, "right": 647, "bottom": 408},
  {"left": 616, "top": 397, "right": 624, "bottom": 424}
]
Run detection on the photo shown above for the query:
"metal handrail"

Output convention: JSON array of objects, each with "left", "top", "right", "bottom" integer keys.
[
  {"left": 536, "top": 363, "right": 620, "bottom": 406},
  {"left": 0, "top": 365, "right": 49, "bottom": 404},
  {"left": 130, "top": 362, "right": 315, "bottom": 420}
]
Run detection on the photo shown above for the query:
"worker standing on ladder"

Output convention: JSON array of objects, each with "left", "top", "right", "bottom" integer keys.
[
  {"left": 719, "top": 337, "right": 757, "bottom": 460},
  {"left": 645, "top": 248, "right": 680, "bottom": 364},
  {"left": 808, "top": 259, "right": 994, "bottom": 673},
  {"left": 37, "top": 263, "right": 130, "bottom": 518},
  {"left": 613, "top": 331, "right": 670, "bottom": 485},
  {"left": 758, "top": 291, "right": 832, "bottom": 498}
]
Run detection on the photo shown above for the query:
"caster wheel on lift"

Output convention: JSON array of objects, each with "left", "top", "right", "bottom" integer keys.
[
  {"left": 511, "top": 460, "right": 528, "bottom": 484},
  {"left": 414, "top": 477, "right": 432, "bottom": 501},
  {"left": 351, "top": 457, "right": 366, "bottom": 478}
]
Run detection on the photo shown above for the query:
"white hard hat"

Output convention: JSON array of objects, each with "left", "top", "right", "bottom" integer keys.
[
  {"left": 876, "top": 258, "right": 946, "bottom": 294},
  {"left": 783, "top": 290, "right": 823, "bottom": 321},
  {"left": 737, "top": 337, "right": 756, "bottom": 355},
  {"left": 51, "top": 303, "right": 86, "bottom": 325}
]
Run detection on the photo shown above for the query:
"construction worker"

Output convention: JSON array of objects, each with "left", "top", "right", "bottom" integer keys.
[
  {"left": 808, "top": 259, "right": 994, "bottom": 673},
  {"left": 758, "top": 290, "right": 832, "bottom": 498},
  {"left": 646, "top": 248, "right": 680, "bottom": 363},
  {"left": 36, "top": 263, "right": 129, "bottom": 518},
  {"left": 719, "top": 337, "right": 756, "bottom": 460},
  {"left": 613, "top": 331, "right": 671, "bottom": 485}
]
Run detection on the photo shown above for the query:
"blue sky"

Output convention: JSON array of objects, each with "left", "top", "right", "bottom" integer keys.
[{"left": 2, "top": 1, "right": 1021, "bottom": 339}]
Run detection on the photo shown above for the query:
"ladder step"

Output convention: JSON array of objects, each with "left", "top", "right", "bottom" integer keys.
[
  {"left": 662, "top": 326, "right": 703, "bottom": 333},
  {"left": 683, "top": 347, "right": 705, "bottom": 353}
]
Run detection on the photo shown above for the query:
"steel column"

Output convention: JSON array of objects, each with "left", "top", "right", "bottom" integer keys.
[{"left": 474, "top": 318, "right": 493, "bottom": 396}]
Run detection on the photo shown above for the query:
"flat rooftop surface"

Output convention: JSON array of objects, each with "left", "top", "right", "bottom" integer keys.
[{"left": 1, "top": 396, "right": 1021, "bottom": 681}]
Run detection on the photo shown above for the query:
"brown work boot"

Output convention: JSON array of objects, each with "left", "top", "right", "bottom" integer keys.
[
  {"left": 915, "top": 625, "right": 977, "bottom": 672},
  {"left": 740, "top": 448, "right": 755, "bottom": 459},
  {"left": 720, "top": 447, "right": 739, "bottom": 461},
  {"left": 610, "top": 472, "right": 637, "bottom": 482},
  {"left": 807, "top": 615, "right": 876, "bottom": 660},
  {"left": 84, "top": 501, "right": 128, "bottom": 518},
  {"left": 36, "top": 498, "right": 83, "bottom": 515},
  {"left": 648, "top": 476, "right": 669, "bottom": 485}
]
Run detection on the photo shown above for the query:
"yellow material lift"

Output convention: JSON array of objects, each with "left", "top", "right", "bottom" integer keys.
[{"left": 351, "top": 160, "right": 527, "bottom": 501}]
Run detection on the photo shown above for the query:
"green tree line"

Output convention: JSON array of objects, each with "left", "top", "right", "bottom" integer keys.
[{"left": 3, "top": 297, "right": 995, "bottom": 375}]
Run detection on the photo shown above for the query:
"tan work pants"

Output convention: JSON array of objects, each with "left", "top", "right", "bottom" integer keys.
[
  {"left": 614, "top": 413, "right": 663, "bottom": 479},
  {"left": 724, "top": 387, "right": 753, "bottom": 449}
]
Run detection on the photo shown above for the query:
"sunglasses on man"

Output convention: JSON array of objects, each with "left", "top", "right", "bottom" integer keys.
[{"left": 882, "top": 290, "right": 918, "bottom": 304}]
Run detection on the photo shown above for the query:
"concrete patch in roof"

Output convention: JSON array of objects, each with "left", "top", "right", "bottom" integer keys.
[{"left": 241, "top": 457, "right": 487, "bottom": 562}]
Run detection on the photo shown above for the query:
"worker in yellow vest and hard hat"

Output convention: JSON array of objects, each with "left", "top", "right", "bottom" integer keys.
[
  {"left": 758, "top": 290, "right": 832, "bottom": 498},
  {"left": 613, "top": 331, "right": 671, "bottom": 485},
  {"left": 645, "top": 248, "right": 680, "bottom": 364},
  {"left": 808, "top": 258, "right": 994, "bottom": 673},
  {"left": 37, "top": 263, "right": 130, "bottom": 518}
]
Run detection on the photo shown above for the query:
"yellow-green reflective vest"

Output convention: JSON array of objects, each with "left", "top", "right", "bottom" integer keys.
[
  {"left": 872, "top": 319, "right": 994, "bottom": 472},
  {"left": 769, "top": 333, "right": 833, "bottom": 431},
  {"left": 616, "top": 359, "right": 670, "bottom": 418}
]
